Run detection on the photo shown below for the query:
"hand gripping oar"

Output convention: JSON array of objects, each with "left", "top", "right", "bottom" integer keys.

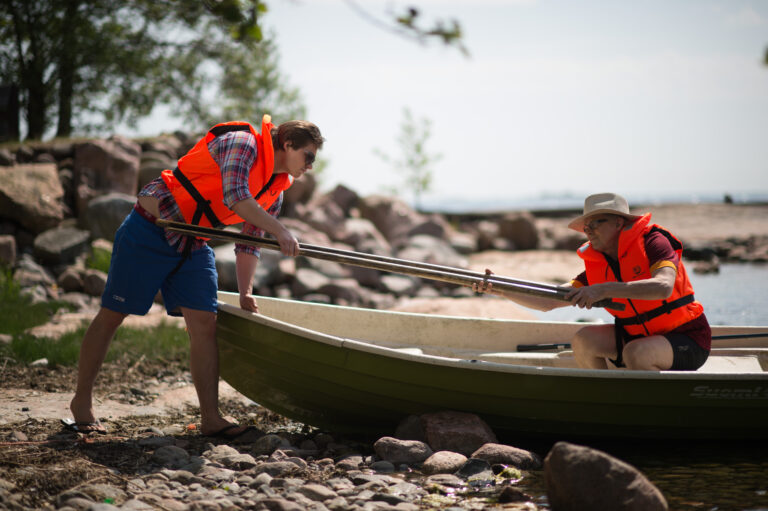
[{"left": 156, "top": 220, "right": 625, "bottom": 310}]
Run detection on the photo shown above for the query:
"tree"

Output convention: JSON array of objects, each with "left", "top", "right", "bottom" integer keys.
[
  {"left": 0, "top": 0, "right": 465, "bottom": 141},
  {"left": 374, "top": 107, "right": 442, "bottom": 210},
  {"left": 0, "top": 0, "right": 302, "bottom": 140}
]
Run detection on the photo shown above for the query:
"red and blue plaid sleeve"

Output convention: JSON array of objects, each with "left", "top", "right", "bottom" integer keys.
[
  {"left": 209, "top": 131, "right": 259, "bottom": 210},
  {"left": 235, "top": 193, "right": 284, "bottom": 257}
]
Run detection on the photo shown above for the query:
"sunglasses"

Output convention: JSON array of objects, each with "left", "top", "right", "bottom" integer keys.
[
  {"left": 303, "top": 150, "right": 316, "bottom": 167},
  {"left": 583, "top": 218, "right": 608, "bottom": 233}
]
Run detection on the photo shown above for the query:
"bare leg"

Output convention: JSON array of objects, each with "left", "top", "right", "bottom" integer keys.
[
  {"left": 622, "top": 335, "right": 674, "bottom": 370},
  {"left": 571, "top": 324, "right": 617, "bottom": 369},
  {"left": 70, "top": 307, "right": 127, "bottom": 424},
  {"left": 181, "top": 307, "right": 244, "bottom": 435}
]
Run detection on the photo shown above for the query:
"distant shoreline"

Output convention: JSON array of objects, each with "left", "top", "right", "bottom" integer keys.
[{"left": 419, "top": 193, "right": 768, "bottom": 216}]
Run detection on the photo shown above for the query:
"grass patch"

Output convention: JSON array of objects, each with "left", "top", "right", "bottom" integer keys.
[
  {"left": 8, "top": 322, "right": 190, "bottom": 367},
  {"left": 0, "top": 269, "right": 77, "bottom": 337},
  {"left": 0, "top": 268, "right": 189, "bottom": 367},
  {"left": 85, "top": 244, "right": 112, "bottom": 273}
]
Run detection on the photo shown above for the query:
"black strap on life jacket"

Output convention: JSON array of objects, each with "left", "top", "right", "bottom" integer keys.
[
  {"left": 614, "top": 294, "right": 696, "bottom": 327},
  {"left": 172, "top": 166, "right": 224, "bottom": 228}
]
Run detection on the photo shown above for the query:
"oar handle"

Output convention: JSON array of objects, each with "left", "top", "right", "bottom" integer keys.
[{"left": 156, "top": 220, "right": 624, "bottom": 311}]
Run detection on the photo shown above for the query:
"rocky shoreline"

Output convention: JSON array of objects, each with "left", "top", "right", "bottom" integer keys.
[
  {"left": 1, "top": 401, "right": 668, "bottom": 511},
  {"left": 2, "top": 133, "right": 767, "bottom": 315}
]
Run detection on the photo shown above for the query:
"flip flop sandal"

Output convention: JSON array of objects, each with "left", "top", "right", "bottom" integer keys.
[{"left": 60, "top": 418, "right": 108, "bottom": 435}]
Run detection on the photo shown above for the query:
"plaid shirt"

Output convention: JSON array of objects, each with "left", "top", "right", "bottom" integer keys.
[{"left": 138, "top": 130, "right": 282, "bottom": 257}]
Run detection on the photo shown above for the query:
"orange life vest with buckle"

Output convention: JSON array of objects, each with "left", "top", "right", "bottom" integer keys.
[
  {"left": 161, "top": 115, "right": 292, "bottom": 228},
  {"left": 576, "top": 213, "right": 703, "bottom": 337}
]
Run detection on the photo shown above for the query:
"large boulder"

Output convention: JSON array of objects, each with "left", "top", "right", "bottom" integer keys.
[
  {"left": 498, "top": 212, "right": 539, "bottom": 250},
  {"left": 33, "top": 226, "right": 91, "bottom": 265},
  {"left": 358, "top": 195, "right": 426, "bottom": 244},
  {"left": 0, "top": 164, "right": 65, "bottom": 233},
  {"left": 420, "top": 411, "right": 498, "bottom": 457},
  {"left": 84, "top": 193, "right": 135, "bottom": 241},
  {"left": 74, "top": 136, "right": 141, "bottom": 196},
  {"left": 544, "top": 442, "right": 668, "bottom": 511}
]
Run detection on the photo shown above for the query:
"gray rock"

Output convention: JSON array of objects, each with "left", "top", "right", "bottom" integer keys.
[
  {"left": 454, "top": 458, "right": 494, "bottom": 486},
  {"left": 298, "top": 483, "right": 338, "bottom": 502},
  {"left": 292, "top": 267, "right": 331, "bottom": 297},
  {"left": 420, "top": 411, "right": 498, "bottom": 457},
  {"left": 260, "top": 497, "right": 305, "bottom": 511},
  {"left": 253, "top": 434, "right": 291, "bottom": 456},
  {"left": 13, "top": 254, "right": 55, "bottom": 287},
  {"left": 33, "top": 226, "right": 90, "bottom": 264},
  {"left": 84, "top": 193, "right": 134, "bottom": 241},
  {"left": 370, "top": 460, "right": 395, "bottom": 473},
  {"left": 57, "top": 268, "right": 84, "bottom": 293},
  {"left": 82, "top": 268, "right": 107, "bottom": 297},
  {"left": 0, "top": 235, "right": 16, "bottom": 267},
  {"left": 498, "top": 212, "right": 539, "bottom": 250},
  {"left": 544, "top": 441, "right": 668, "bottom": 511},
  {"left": 151, "top": 446, "right": 191, "bottom": 469},
  {"left": 74, "top": 137, "right": 140, "bottom": 196},
  {"left": 471, "top": 443, "right": 542, "bottom": 470},
  {"left": 422, "top": 451, "right": 468, "bottom": 475},
  {"left": 0, "top": 148, "right": 15, "bottom": 166},
  {"left": 373, "top": 437, "right": 432, "bottom": 466},
  {"left": 252, "top": 461, "right": 301, "bottom": 478},
  {"left": 379, "top": 274, "right": 419, "bottom": 296},
  {"left": 0, "top": 164, "right": 64, "bottom": 232}
]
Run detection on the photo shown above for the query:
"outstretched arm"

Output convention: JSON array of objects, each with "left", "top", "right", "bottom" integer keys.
[
  {"left": 564, "top": 266, "right": 676, "bottom": 309},
  {"left": 472, "top": 269, "right": 573, "bottom": 312}
]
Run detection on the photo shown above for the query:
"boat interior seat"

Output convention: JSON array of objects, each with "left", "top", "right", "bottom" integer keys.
[{"left": 698, "top": 354, "right": 764, "bottom": 373}]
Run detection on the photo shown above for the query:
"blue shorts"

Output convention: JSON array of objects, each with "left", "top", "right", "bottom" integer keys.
[{"left": 101, "top": 210, "right": 218, "bottom": 316}]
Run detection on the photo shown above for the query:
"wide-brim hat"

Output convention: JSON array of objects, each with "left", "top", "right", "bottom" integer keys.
[{"left": 567, "top": 192, "right": 642, "bottom": 232}]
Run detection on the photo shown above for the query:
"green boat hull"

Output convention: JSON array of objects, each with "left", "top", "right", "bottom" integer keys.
[{"left": 217, "top": 293, "right": 768, "bottom": 439}]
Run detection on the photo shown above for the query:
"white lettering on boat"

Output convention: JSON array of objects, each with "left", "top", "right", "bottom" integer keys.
[{"left": 691, "top": 385, "right": 768, "bottom": 400}]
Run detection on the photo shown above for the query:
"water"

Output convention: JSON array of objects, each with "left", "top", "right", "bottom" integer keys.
[
  {"left": 524, "top": 263, "right": 768, "bottom": 510},
  {"left": 513, "top": 440, "right": 768, "bottom": 511},
  {"left": 532, "top": 263, "right": 768, "bottom": 326}
]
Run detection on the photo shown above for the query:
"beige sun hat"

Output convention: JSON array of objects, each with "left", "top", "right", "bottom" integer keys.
[{"left": 567, "top": 192, "right": 642, "bottom": 232}]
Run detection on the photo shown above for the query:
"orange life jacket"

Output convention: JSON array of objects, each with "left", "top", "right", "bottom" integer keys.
[
  {"left": 161, "top": 115, "right": 292, "bottom": 228},
  {"left": 576, "top": 213, "right": 703, "bottom": 337}
]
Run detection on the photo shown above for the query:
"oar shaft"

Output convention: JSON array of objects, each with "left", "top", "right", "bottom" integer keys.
[{"left": 156, "top": 220, "right": 623, "bottom": 310}]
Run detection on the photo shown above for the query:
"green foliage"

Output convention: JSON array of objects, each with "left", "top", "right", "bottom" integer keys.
[
  {"left": 0, "top": 265, "right": 189, "bottom": 366},
  {"left": 0, "top": 270, "right": 76, "bottom": 337},
  {"left": 374, "top": 107, "right": 442, "bottom": 209},
  {"left": 86, "top": 245, "right": 112, "bottom": 274},
  {"left": 0, "top": 0, "right": 304, "bottom": 140},
  {"left": 8, "top": 322, "right": 189, "bottom": 367}
]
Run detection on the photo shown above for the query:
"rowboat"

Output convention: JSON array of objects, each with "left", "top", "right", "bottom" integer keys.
[{"left": 216, "top": 291, "right": 768, "bottom": 440}]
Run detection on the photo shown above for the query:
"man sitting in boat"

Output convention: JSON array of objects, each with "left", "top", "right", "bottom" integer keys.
[
  {"left": 65, "top": 116, "right": 324, "bottom": 438},
  {"left": 475, "top": 192, "right": 711, "bottom": 371}
]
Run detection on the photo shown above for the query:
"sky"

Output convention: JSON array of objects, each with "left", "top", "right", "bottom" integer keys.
[{"left": 133, "top": 0, "right": 768, "bottom": 210}]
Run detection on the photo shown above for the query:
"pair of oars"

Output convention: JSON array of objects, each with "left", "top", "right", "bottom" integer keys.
[{"left": 156, "top": 219, "right": 625, "bottom": 310}]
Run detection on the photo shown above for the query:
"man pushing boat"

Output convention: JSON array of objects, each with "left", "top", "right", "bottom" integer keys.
[
  {"left": 64, "top": 115, "right": 324, "bottom": 437},
  {"left": 474, "top": 192, "right": 711, "bottom": 371}
]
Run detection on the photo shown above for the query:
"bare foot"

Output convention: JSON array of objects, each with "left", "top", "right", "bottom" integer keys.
[{"left": 69, "top": 394, "right": 97, "bottom": 425}]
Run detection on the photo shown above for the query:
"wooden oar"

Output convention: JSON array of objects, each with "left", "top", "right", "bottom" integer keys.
[
  {"left": 156, "top": 220, "right": 624, "bottom": 310},
  {"left": 516, "top": 332, "right": 768, "bottom": 352}
]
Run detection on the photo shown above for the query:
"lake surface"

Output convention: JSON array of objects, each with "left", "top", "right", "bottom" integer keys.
[
  {"left": 532, "top": 263, "right": 768, "bottom": 326},
  {"left": 525, "top": 263, "right": 768, "bottom": 510},
  {"left": 514, "top": 440, "right": 768, "bottom": 511}
]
